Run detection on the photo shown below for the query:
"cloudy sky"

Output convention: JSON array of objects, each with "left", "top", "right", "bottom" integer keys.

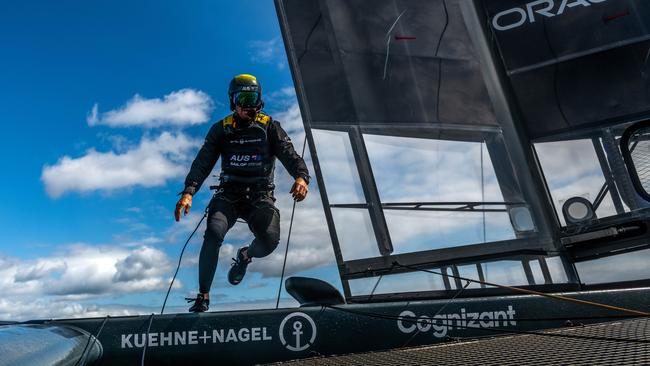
[{"left": 0, "top": 0, "right": 344, "bottom": 320}]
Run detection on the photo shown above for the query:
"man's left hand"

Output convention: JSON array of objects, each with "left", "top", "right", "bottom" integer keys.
[{"left": 290, "top": 177, "right": 308, "bottom": 202}]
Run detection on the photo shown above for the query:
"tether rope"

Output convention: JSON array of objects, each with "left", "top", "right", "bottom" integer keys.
[
  {"left": 275, "top": 135, "right": 308, "bottom": 309},
  {"left": 138, "top": 200, "right": 209, "bottom": 364},
  {"left": 160, "top": 205, "right": 209, "bottom": 315},
  {"left": 74, "top": 315, "right": 109, "bottom": 366},
  {"left": 140, "top": 313, "right": 155, "bottom": 366},
  {"left": 402, "top": 280, "right": 471, "bottom": 347},
  {"left": 392, "top": 262, "right": 650, "bottom": 316}
]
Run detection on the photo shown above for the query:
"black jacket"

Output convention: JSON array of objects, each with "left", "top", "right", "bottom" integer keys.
[{"left": 182, "top": 112, "right": 309, "bottom": 194}]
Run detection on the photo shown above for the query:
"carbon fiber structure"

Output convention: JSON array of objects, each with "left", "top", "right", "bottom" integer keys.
[{"left": 266, "top": 317, "right": 650, "bottom": 366}]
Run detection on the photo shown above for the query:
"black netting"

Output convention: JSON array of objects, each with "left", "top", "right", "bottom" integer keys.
[
  {"left": 630, "top": 127, "right": 650, "bottom": 193},
  {"left": 267, "top": 318, "right": 650, "bottom": 366}
]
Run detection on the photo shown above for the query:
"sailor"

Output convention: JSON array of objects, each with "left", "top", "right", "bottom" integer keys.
[{"left": 175, "top": 74, "right": 310, "bottom": 312}]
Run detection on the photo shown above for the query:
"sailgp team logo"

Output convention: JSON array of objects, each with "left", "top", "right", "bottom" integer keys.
[{"left": 279, "top": 312, "right": 317, "bottom": 352}]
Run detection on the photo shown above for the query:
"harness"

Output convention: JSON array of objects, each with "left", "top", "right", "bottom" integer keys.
[{"left": 218, "top": 113, "right": 275, "bottom": 190}]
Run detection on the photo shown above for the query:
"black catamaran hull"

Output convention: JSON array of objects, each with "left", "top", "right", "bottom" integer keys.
[{"left": 33, "top": 287, "right": 650, "bottom": 365}]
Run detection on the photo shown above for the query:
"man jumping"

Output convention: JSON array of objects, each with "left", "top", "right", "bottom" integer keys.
[{"left": 174, "top": 74, "right": 309, "bottom": 312}]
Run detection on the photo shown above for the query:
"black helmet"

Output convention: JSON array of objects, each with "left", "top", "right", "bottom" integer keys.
[{"left": 228, "top": 74, "right": 263, "bottom": 110}]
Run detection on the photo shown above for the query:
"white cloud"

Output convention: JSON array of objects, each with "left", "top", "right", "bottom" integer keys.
[
  {"left": 247, "top": 281, "right": 268, "bottom": 289},
  {"left": 0, "top": 297, "right": 299, "bottom": 321},
  {"left": 0, "top": 244, "right": 174, "bottom": 303},
  {"left": 87, "top": 103, "right": 99, "bottom": 125},
  {"left": 272, "top": 99, "right": 303, "bottom": 133},
  {"left": 87, "top": 89, "right": 214, "bottom": 128},
  {"left": 13, "top": 259, "right": 67, "bottom": 283},
  {"left": 0, "top": 298, "right": 151, "bottom": 321},
  {"left": 41, "top": 132, "right": 200, "bottom": 198},
  {"left": 0, "top": 238, "right": 301, "bottom": 319},
  {"left": 249, "top": 245, "right": 334, "bottom": 279},
  {"left": 535, "top": 139, "right": 600, "bottom": 185},
  {"left": 266, "top": 87, "right": 297, "bottom": 112},
  {"left": 248, "top": 38, "right": 286, "bottom": 70},
  {"left": 113, "top": 247, "right": 169, "bottom": 282},
  {"left": 268, "top": 86, "right": 295, "bottom": 99}
]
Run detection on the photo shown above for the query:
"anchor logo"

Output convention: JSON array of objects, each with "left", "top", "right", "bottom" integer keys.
[{"left": 279, "top": 312, "right": 317, "bottom": 352}]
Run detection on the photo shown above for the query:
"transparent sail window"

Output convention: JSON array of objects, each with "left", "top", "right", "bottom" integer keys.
[
  {"left": 347, "top": 257, "right": 565, "bottom": 297},
  {"left": 480, "top": 260, "right": 529, "bottom": 287},
  {"left": 457, "top": 265, "right": 483, "bottom": 290},
  {"left": 528, "top": 259, "right": 546, "bottom": 285},
  {"left": 312, "top": 129, "right": 366, "bottom": 204},
  {"left": 457, "top": 261, "right": 545, "bottom": 289},
  {"left": 364, "top": 134, "right": 517, "bottom": 253},
  {"left": 331, "top": 208, "right": 380, "bottom": 261},
  {"left": 349, "top": 270, "right": 447, "bottom": 296},
  {"left": 383, "top": 210, "right": 515, "bottom": 254},
  {"left": 364, "top": 135, "right": 504, "bottom": 202},
  {"left": 545, "top": 256, "right": 569, "bottom": 283},
  {"left": 575, "top": 248, "right": 650, "bottom": 284},
  {"left": 535, "top": 138, "right": 628, "bottom": 226}
]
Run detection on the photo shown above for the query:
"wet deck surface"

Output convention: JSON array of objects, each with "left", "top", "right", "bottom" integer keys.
[{"left": 266, "top": 317, "right": 650, "bottom": 365}]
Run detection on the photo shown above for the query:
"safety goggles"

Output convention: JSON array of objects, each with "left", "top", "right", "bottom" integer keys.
[{"left": 233, "top": 91, "right": 260, "bottom": 108}]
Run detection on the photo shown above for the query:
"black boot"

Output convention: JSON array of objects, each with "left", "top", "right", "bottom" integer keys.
[
  {"left": 187, "top": 294, "right": 209, "bottom": 313},
  {"left": 228, "top": 246, "right": 252, "bottom": 285}
]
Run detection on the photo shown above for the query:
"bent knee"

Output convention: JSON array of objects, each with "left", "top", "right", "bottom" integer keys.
[
  {"left": 204, "top": 222, "right": 228, "bottom": 245},
  {"left": 257, "top": 229, "right": 280, "bottom": 249}
]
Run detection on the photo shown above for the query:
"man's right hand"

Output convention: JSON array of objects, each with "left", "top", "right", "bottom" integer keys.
[{"left": 175, "top": 193, "right": 193, "bottom": 222}]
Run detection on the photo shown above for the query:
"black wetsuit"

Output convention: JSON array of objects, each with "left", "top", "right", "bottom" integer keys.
[{"left": 182, "top": 112, "right": 309, "bottom": 293}]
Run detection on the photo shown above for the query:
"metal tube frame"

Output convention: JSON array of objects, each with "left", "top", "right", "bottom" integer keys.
[
  {"left": 460, "top": 0, "right": 581, "bottom": 285},
  {"left": 275, "top": 0, "right": 352, "bottom": 298}
]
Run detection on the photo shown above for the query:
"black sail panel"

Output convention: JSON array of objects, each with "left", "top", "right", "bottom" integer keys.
[
  {"left": 484, "top": 0, "right": 650, "bottom": 139},
  {"left": 280, "top": 0, "right": 497, "bottom": 127}
]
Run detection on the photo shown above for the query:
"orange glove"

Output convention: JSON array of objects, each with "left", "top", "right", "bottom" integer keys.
[
  {"left": 290, "top": 177, "right": 309, "bottom": 202},
  {"left": 175, "top": 193, "right": 193, "bottom": 221}
]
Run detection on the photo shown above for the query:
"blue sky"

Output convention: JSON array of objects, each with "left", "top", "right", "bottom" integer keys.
[
  {"left": 0, "top": 0, "right": 292, "bottom": 244},
  {"left": 0, "top": 0, "right": 343, "bottom": 320}
]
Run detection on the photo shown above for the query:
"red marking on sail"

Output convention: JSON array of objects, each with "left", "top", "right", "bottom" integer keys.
[
  {"left": 603, "top": 10, "right": 630, "bottom": 22},
  {"left": 394, "top": 35, "right": 416, "bottom": 41}
]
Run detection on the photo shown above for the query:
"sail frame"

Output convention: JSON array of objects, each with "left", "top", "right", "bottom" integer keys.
[{"left": 276, "top": 0, "right": 650, "bottom": 302}]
